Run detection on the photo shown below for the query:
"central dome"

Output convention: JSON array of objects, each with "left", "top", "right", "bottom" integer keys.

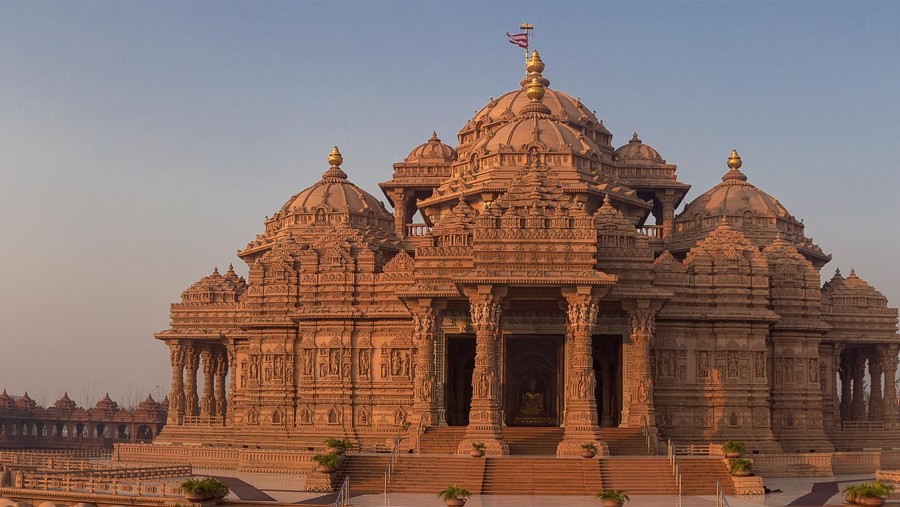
[{"left": 457, "top": 51, "right": 613, "bottom": 156}]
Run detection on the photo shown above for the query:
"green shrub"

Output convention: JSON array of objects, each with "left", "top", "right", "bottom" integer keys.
[
  {"left": 728, "top": 458, "right": 753, "bottom": 474},
  {"left": 312, "top": 453, "right": 342, "bottom": 470},
  {"left": 324, "top": 438, "right": 352, "bottom": 449},
  {"left": 596, "top": 489, "right": 630, "bottom": 503},
  {"left": 722, "top": 441, "right": 746, "bottom": 455},
  {"left": 471, "top": 442, "right": 486, "bottom": 451},
  {"left": 438, "top": 484, "right": 471, "bottom": 500},
  {"left": 843, "top": 481, "right": 894, "bottom": 501},
  {"left": 581, "top": 442, "right": 599, "bottom": 452}
]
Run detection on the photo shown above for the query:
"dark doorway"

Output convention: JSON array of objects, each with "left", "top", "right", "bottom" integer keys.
[
  {"left": 446, "top": 335, "right": 475, "bottom": 426},
  {"left": 505, "top": 335, "right": 563, "bottom": 426},
  {"left": 593, "top": 334, "right": 623, "bottom": 427}
]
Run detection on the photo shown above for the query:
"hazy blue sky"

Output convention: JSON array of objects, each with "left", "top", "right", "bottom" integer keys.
[{"left": 1, "top": 2, "right": 898, "bottom": 407}]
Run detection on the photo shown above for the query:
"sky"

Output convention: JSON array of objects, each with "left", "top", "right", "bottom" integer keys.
[{"left": 1, "top": 1, "right": 898, "bottom": 408}]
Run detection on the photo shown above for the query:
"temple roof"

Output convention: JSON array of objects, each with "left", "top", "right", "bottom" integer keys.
[
  {"left": 405, "top": 132, "right": 457, "bottom": 164},
  {"left": 615, "top": 133, "right": 666, "bottom": 166}
]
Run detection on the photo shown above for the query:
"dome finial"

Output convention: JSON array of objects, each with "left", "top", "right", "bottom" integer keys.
[
  {"left": 322, "top": 146, "right": 348, "bottom": 180},
  {"left": 721, "top": 148, "right": 748, "bottom": 183},
  {"left": 727, "top": 149, "right": 742, "bottom": 170},
  {"left": 328, "top": 146, "right": 343, "bottom": 168},
  {"left": 526, "top": 50, "right": 545, "bottom": 74},
  {"left": 526, "top": 76, "right": 545, "bottom": 102},
  {"left": 631, "top": 132, "right": 641, "bottom": 143}
]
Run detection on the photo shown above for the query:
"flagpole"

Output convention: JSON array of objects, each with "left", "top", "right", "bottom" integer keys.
[{"left": 520, "top": 22, "right": 534, "bottom": 61}]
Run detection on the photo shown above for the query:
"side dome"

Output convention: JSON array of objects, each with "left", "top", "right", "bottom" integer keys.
[
  {"left": 181, "top": 265, "right": 247, "bottom": 303},
  {"left": 94, "top": 393, "right": 118, "bottom": 411},
  {"left": 280, "top": 147, "right": 392, "bottom": 220},
  {"left": 405, "top": 132, "right": 457, "bottom": 163},
  {"left": 54, "top": 392, "right": 77, "bottom": 410},
  {"left": 615, "top": 133, "right": 666, "bottom": 165},
  {"left": 670, "top": 150, "right": 829, "bottom": 266}
]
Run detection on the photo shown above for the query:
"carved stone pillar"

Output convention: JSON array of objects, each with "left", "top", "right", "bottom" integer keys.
[
  {"left": 869, "top": 351, "right": 884, "bottom": 422},
  {"left": 623, "top": 302, "right": 660, "bottom": 433},
  {"left": 167, "top": 341, "right": 185, "bottom": 425},
  {"left": 214, "top": 349, "right": 228, "bottom": 420},
  {"left": 200, "top": 347, "right": 216, "bottom": 418},
  {"left": 392, "top": 189, "right": 409, "bottom": 239},
  {"left": 557, "top": 290, "right": 602, "bottom": 456},
  {"left": 225, "top": 342, "right": 238, "bottom": 425},
  {"left": 658, "top": 192, "right": 677, "bottom": 240},
  {"left": 458, "top": 286, "right": 508, "bottom": 455},
  {"left": 839, "top": 349, "right": 852, "bottom": 424},
  {"left": 882, "top": 345, "right": 899, "bottom": 428},
  {"left": 411, "top": 306, "right": 442, "bottom": 427},
  {"left": 851, "top": 351, "right": 867, "bottom": 421},
  {"left": 183, "top": 344, "right": 201, "bottom": 418}
]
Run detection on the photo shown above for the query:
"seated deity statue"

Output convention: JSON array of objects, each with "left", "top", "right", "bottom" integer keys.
[{"left": 520, "top": 379, "right": 544, "bottom": 415}]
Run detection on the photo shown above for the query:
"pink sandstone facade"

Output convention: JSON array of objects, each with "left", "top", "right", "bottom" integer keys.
[{"left": 142, "top": 51, "right": 899, "bottom": 458}]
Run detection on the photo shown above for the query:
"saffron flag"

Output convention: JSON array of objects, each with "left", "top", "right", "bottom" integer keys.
[{"left": 507, "top": 32, "right": 528, "bottom": 49}]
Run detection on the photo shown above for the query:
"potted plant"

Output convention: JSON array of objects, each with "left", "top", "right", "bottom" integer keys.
[
  {"left": 181, "top": 478, "right": 210, "bottom": 502},
  {"left": 843, "top": 481, "right": 894, "bottom": 507},
  {"left": 722, "top": 440, "right": 746, "bottom": 458},
  {"left": 199, "top": 478, "right": 229, "bottom": 500},
  {"left": 311, "top": 453, "right": 342, "bottom": 473},
  {"left": 470, "top": 442, "right": 486, "bottom": 458},
  {"left": 581, "top": 442, "right": 599, "bottom": 458},
  {"left": 438, "top": 484, "right": 471, "bottom": 507},
  {"left": 597, "top": 489, "right": 630, "bottom": 507},
  {"left": 729, "top": 458, "right": 753, "bottom": 477},
  {"left": 325, "top": 437, "right": 352, "bottom": 455}
]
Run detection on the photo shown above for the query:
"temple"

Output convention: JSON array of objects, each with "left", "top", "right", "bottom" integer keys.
[{"left": 134, "top": 50, "right": 899, "bottom": 460}]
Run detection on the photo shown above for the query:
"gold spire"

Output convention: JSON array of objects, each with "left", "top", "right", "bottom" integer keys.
[
  {"left": 727, "top": 149, "right": 742, "bottom": 170},
  {"left": 328, "top": 146, "right": 343, "bottom": 168},
  {"left": 322, "top": 146, "right": 348, "bottom": 180},
  {"left": 526, "top": 76, "right": 545, "bottom": 102},
  {"left": 526, "top": 50, "right": 545, "bottom": 74}
]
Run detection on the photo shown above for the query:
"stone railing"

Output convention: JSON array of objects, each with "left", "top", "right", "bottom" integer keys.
[
  {"left": 876, "top": 469, "right": 900, "bottom": 483},
  {"left": 10, "top": 473, "right": 185, "bottom": 498},
  {"left": 751, "top": 453, "right": 835, "bottom": 477},
  {"left": 638, "top": 225, "right": 663, "bottom": 239},
  {"left": 115, "top": 443, "right": 316, "bottom": 474},
  {"left": 406, "top": 223, "right": 432, "bottom": 237},
  {"left": 833, "top": 451, "right": 882, "bottom": 474},
  {"left": 182, "top": 415, "right": 226, "bottom": 426},
  {"left": 842, "top": 421, "right": 885, "bottom": 432},
  {"left": 672, "top": 443, "right": 714, "bottom": 456},
  {"left": 29, "top": 465, "right": 192, "bottom": 480}
]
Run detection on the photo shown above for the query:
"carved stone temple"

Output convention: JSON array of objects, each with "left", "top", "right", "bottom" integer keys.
[{"left": 134, "top": 51, "right": 899, "bottom": 459}]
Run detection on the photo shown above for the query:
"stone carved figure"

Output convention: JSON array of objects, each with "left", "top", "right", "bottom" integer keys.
[
  {"left": 520, "top": 379, "right": 544, "bottom": 415},
  {"left": 302, "top": 349, "right": 313, "bottom": 376},
  {"left": 359, "top": 349, "right": 370, "bottom": 378},
  {"left": 477, "top": 371, "right": 490, "bottom": 399},
  {"left": 329, "top": 349, "right": 340, "bottom": 376},
  {"left": 755, "top": 351, "right": 766, "bottom": 378},
  {"left": 698, "top": 351, "right": 710, "bottom": 380},
  {"left": 300, "top": 406, "right": 312, "bottom": 424},
  {"left": 249, "top": 356, "right": 259, "bottom": 380}
]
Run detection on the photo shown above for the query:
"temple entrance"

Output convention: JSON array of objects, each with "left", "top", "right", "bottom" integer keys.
[
  {"left": 592, "top": 335, "right": 623, "bottom": 427},
  {"left": 504, "top": 335, "right": 563, "bottom": 426},
  {"left": 445, "top": 335, "right": 475, "bottom": 426}
]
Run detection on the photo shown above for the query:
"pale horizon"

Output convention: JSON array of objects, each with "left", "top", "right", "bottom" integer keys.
[{"left": 1, "top": 1, "right": 898, "bottom": 406}]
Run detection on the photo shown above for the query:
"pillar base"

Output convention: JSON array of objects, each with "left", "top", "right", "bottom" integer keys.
[
  {"left": 458, "top": 425, "right": 508, "bottom": 456},
  {"left": 557, "top": 438, "right": 607, "bottom": 457}
]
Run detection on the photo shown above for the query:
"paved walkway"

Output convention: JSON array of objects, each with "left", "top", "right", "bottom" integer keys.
[{"left": 194, "top": 468, "right": 882, "bottom": 506}]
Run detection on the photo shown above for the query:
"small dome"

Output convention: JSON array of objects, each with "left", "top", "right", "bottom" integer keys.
[
  {"left": 822, "top": 268, "right": 890, "bottom": 308},
  {"left": 0, "top": 390, "right": 13, "bottom": 409},
  {"left": 615, "top": 133, "right": 666, "bottom": 165},
  {"left": 280, "top": 146, "right": 392, "bottom": 221},
  {"left": 405, "top": 132, "right": 457, "bottom": 163},
  {"left": 54, "top": 392, "right": 77, "bottom": 410},
  {"left": 679, "top": 151, "right": 790, "bottom": 220},
  {"left": 95, "top": 393, "right": 118, "bottom": 411}
]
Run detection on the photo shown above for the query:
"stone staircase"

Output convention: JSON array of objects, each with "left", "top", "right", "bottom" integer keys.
[
  {"left": 599, "top": 457, "right": 678, "bottom": 495},
  {"left": 389, "top": 455, "right": 485, "bottom": 493},
  {"left": 676, "top": 457, "right": 735, "bottom": 495},
  {"left": 503, "top": 427, "right": 564, "bottom": 455},
  {"left": 600, "top": 427, "right": 654, "bottom": 455},
  {"left": 419, "top": 427, "right": 466, "bottom": 454},
  {"left": 481, "top": 457, "right": 601, "bottom": 495},
  {"left": 332, "top": 455, "right": 389, "bottom": 493}
]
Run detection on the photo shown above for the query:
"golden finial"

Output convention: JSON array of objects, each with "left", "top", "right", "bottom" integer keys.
[
  {"left": 727, "top": 149, "right": 742, "bottom": 170},
  {"left": 328, "top": 146, "right": 343, "bottom": 167},
  {"left": 526, "top": 76, "right": 545, "bottom": 102},
  {"left": 526, "top": 50, "right": 545, "bottom": 74}
]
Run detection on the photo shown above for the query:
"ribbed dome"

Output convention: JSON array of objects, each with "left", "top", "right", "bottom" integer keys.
[
  {"left": 95, "top": 393, "right": 118, "bottom": 411},
  {"left": 472, "top": 114, "right": 601, "bottom": 156},
  {"left": 615, "top": 133, "right": 666, "bottom": 165},
  {"left": 280, "top": 147, "right": 391, "bottom": 221},
  {"left": 471, "top": 86, "right": 600, "bottom": 129},
  {"left": 679, "top": 162, "right": 790, "bottom": 220},
  {"left": 405, "top": 132, "right": 457, "bottom": 163}
]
